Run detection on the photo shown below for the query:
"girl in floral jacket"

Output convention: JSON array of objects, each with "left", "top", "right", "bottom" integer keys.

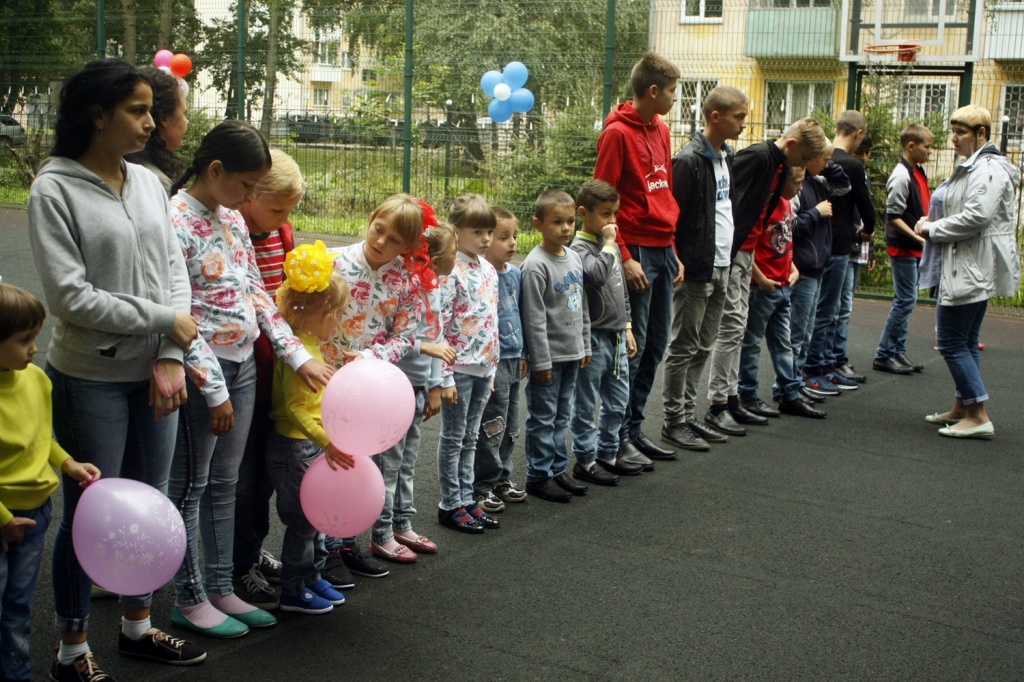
[{"left": 167, "top": 122, "right": 333, "bottom": 638}]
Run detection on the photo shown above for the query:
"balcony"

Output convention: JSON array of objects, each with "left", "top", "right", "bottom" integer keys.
[
  {"left": 744, "top": 6, "right": 839, "bottom": 59},
  {"left": 986, "top": 4, "right": 1024, "bottom": 61}
]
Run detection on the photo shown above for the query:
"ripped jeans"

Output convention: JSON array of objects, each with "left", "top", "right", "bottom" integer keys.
[{"left": 473, "top": 358, "right": 522, "bottom": 495}]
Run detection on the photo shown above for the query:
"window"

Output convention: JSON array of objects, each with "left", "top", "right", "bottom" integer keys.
[
  {"left": 312, "top": 39, "right": 341, "bottom": 66},
  {"left": 897, "top": 82, "right": 949, "bottom": 120},
  {"left": 765, "top": 81, "right": 834, "bottom": 135},
  {"left": 1002, "top": 84, "right": 1024, "bottom": 148},
  {"left": 676, "top": 79, "right": 719, "bottom": 133},
  {"left": 312, "top": 86, "right": 330, "bottom": 107},
  {"left": 682, "top": 0, "right": 723, "bottom": 21},
  {"left": 757, "top": 0, "right": 832, "bottom": 6},
  {"left": 903, "top": 0, "right": 957, "bottom": 21},
  {"left": 339, "top": 51, "right": 353, "bottom": 70},
  {"left": 361, "top": 69, "right": 377, "bottom": 84}
]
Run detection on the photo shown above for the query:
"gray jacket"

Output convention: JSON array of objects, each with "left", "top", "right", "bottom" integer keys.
[
  {"left": 28, "top": 157, "right": 191, "bottom": 382},
  {"left": 929, "top": 144, "right": 1021, "bottom": 306}
]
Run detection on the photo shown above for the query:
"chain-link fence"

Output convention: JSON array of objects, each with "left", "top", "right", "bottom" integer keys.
[{"left": 2, "top": 0, "right": 1023, "bottom": 306}]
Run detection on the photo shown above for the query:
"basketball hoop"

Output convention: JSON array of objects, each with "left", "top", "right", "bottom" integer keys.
[{"left": 863, "top": 43, "right": 922, "bottom": 64}]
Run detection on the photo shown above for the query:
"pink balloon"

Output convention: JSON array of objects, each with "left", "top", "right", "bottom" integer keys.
[
  {"left": 321, "top": 358, "right": 416, "bottom": 456},
  {"left": 72, "top": 478, "right": 185, "bottom": 596},
  {"left": 154, "top": 50, "right": 173, "bottom": 68},
  {"left": 300, "top": 456, "right": 385, "bottom": 536}
]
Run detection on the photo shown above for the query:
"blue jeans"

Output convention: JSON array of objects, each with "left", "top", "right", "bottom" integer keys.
[
  {"left": 47, "top": 365, "right": 177, "bottom": 632},
  {"left": 571, "top": 330, "right": 629, "bottom": 465},
  {"left": 789, "top": 274, "right": 821, "bottom": 373},
  {"left": 525, "top": 361, "right": 579, "bottom": 481},
  {"left": 372, "top": 388, "right": 426, "bottom": 543},
  {"left": 875, "top": 256, "right": 920, "bottom": 360},
  {"left": 0, "top": 500, "right": 51, "bottom": 680},
  {"left": 663, "top": 266, "right": 730, "bottom": 425},
  {"left": 474, "top": 359, "right": 522, "bottom": 494},
  {"left": 936, "top": 300, "right": 989, "bottom": 404},
  {"left": 169, "top": 355, "right": 257, "bottom": 606},
  {"left": 437, "top": 372, "right": 491, "bottom": 511},
  {"left": 739, "top": 286, "right": 801, "bottom": 403},
  {"left": 265, "top": 432, "right": 326, "bottom": 598},
  {"left": 621, "top": 244, "right": 677, "bottom": 438},
  {"left": 834, "top": 258, "right": 861, "bottom": 367},
  {"left": 805, "top": 254, "right": 849, "bottom": 374}
]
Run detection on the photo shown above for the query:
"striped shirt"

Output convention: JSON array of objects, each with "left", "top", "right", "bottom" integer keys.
[{"left": 250, "top": 222, "right": 293, "bottom": 300}]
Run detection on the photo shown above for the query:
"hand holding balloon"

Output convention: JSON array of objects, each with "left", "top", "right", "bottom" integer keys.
[
  {"left": 62, "top": 458, "right": 101, "bottom": 489},
  {"left": 325, "top": 444, "right": 355, "bottom": 471}
]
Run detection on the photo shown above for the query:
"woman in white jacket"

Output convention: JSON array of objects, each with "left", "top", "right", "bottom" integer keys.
[{"left": 916, "top": 104, "right": 1021, "bottom": 440}]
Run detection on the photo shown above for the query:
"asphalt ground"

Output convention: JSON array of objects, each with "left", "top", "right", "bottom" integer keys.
[{"left": 2, "top": 206, "right": 1023, "bottom": 681}]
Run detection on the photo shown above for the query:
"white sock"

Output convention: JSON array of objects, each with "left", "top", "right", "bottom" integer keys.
[
  {"left": 57, "top": 641, "right": 90, "bottom": 665},
  {"left": 581, "top": 461, "right": 594, "bottom": 472},
  {"left": 121, "top": 616, "right": 152, "bottom": 641}
]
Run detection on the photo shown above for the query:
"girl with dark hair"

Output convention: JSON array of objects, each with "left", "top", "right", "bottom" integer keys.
[
  {"left": 166, "top": 121, "right": 334, "bottom": 638},
  {"left": 126, "top": 66, "right": 189, "bottom": 193},
  {"left": 28, "top": 58, "right": 207, "bottom": 680}
]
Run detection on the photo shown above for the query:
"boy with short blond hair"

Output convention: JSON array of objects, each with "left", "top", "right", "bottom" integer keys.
[
  {"left": 569, "top": 180, "right": 642, "bottom": 485},
  {"left": 521, "top": 190, "right": 591, "bottom": 503},
  {"left": 473, "top": 208, "right": 528, "bottom": 512},
  {"left": 662, "top": 85, "right": 748, "bottom": 452},
  {"left": 872, "top": 123, "right": 934, "bottom": 374},
  {"left": 705, "top": 116, "right": 828, "bottom": 435},
  {"left": 594, "top": 51, "right": 682, "bottom": 468}
]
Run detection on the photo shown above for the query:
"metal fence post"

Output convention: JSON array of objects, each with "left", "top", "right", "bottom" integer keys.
[
  {"left": 237, "top": 0, "right": 247, "bottom": 121},
  {"left": 402, "top": 0, "right": 413, "bottom": 194}
]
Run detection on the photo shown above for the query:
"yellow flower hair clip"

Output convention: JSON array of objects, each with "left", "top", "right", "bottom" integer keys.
[{"left": 284, "top": 240, "right": 338, "bottom": 293}]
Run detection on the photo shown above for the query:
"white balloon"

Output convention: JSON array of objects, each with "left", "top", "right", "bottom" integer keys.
[{"left": 493, "top": 83, "right": 512, "bottom": 102}]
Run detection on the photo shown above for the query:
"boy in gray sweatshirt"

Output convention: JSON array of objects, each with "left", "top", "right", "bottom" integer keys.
[
  {"left": 569, "top": 180, "right": 644, "bottom": 486},
  {"left": 521, "top": 190, "right": 592, "bottom": 503}
]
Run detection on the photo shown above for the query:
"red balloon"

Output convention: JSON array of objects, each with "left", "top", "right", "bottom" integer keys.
[{"left": 170, "top": 53, "right": 192, "bottom": 78}]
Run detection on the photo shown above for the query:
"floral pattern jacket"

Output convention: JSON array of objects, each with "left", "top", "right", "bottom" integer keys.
[
  {"left": 170, "top": 191, "right": 311, "bottom": 407},
  {"left": 320, "top": 242, "right": 423, "bottom": 368},
  {"left": 440, "top": 251, "right": 499, "bottom": 385}
]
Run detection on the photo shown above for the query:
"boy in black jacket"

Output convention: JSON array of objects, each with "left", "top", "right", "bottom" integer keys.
[
  {"left": 872, "top": 124, "right": 933, "bottom": 374},
  {"left": 662, "top": 86, "right": 748, "bottom": 452},
  {"left": 705, "top": 117, "right": 828, "bottom": 435}
]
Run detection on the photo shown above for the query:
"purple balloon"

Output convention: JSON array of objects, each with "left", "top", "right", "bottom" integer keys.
[
  {"left": 300, "top": 455, "right": 386, "bottom": 536},
  {"left": 72, "top": 478, "right": 185, "bottom": 596},
  {"left": 509, "top": 88, "right": 535, "bottom": 114},
  {"left": 321, "top": 358, "right": 416, "bottom": 457},
  {"left": 488, "top": 98, "right": 513, "bottom": 123},
  {"left": 480, "top": 70, "right": 504, "bottom": 97}
]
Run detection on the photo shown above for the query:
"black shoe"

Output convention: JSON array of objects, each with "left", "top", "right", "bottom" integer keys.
[
  {"left": 465, "top": 504, "right": 501, "bottom": 529},
  {"left": 684, "top": 417, "right": 729, "bottom": 443},
  {"left": 705, "top": 408, "right": 749, "bottom": 436},
  {"left": 234, "top": 565, "right": 280, "bottom": 609},
  {"left": 596, "top": 457, "right": 642, "bottom": 476},
  {"left": 438, "top": 506, "right": 486, "bottom": 533},
  {"left": 798, "top": 386, "right": 827, "bottom": 403},
  {"left": 894, "top": 353, "right": 924, "bottom": 372},
  {"left": 340, "top": 544, "right": 391, "bottom": 576},
  {"left": 553, "top": 471, "right": 588, "bottom": 495},
  {"left": 321, "top": 560, "right": 356, "bottom": 590},
  {"left": 51, "top": 651, "right": 116, "bottom": 681},
  {"left": 573, "top": 462, "right": 619, "bottom": 486},
  {"left": 834, "top": 363, "right": 867, "bottom": 383},
  {"left": 660, "top": 423, "right": 710, "bottom": 451},
  {"left": 873, "top": 356, "right": 915, "bottom": 375},
  {"left": 741, "top": 397, "right": 781, "bottom": 418},
  {"left": 526, "top": 478, "right": 573, "bottom": 503},
  {"left": 117, "top": 627, "right": 207, "bottom": 665},
  {"left": 617, "top": 440, "right": 655, "bottom": 471},
  {"left": 779, "top": 399, "right": 827, "bottom": 419},
  {"left": 630, "top": 433, "right": 677, "bottom": 460}
]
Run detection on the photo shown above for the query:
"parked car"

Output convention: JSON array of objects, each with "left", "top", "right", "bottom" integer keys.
[{"left": 0, "top": 115, "right": 26, "bottom": 147}]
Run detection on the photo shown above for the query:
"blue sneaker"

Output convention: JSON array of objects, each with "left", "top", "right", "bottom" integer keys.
[
  {"left": 827, "top": 371, "right": 859, "bottom": 391},
  {"left": 279, "top": 588, "right": 334, "bottom": 614},
  {"left": 307, "top": 578, "right": 345, "bottom": 606},
  {"left": 803, "top": 374, "right": 840, "bottom": 397}
]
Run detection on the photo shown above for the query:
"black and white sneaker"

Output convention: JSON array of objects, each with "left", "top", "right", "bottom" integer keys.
[
  {"left": 321, "top": 556, "right": 356, "bottom": 590},
  {"left": 234, "top": 564, "right": 280, "bottom": 610},
  {"left": 339, "top": 545, "right": 390, "bottom": 578},
  {"left": 493, "top": 480, "right": 528, "bottom": 503},
  {"left": 257, "top": 548, "right": 282, "bottom": 583},
  {"left": 50, "top": 651, "right": 114, "bottom": 681},
  {"left": 117, "top": 627, "right": 206, "bottom": 665}
]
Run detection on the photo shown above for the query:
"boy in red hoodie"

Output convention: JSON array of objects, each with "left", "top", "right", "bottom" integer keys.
[{"left": 594, "top": 51, "right": 684, "bottom": 471}]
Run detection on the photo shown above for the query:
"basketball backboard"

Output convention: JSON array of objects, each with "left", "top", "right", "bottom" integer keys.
[{"left": 840, "top": 0, "right": 984, "bottom": 63}]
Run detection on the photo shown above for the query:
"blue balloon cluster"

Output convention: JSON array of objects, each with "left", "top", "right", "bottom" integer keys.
[{"left": 480, "top": 62, "right": 535, "bottom": 124}]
